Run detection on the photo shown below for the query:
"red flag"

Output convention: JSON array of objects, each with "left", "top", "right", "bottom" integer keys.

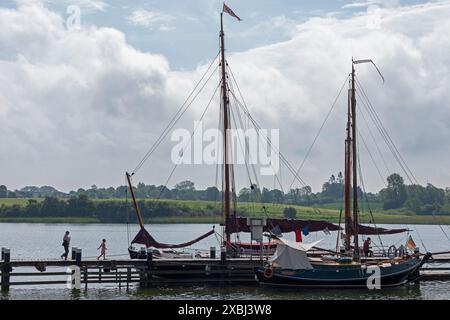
[
  {"left": 223, "top": 3, "right": 241, "bottom": 21},
  {"left": 295, "top": 229, "right": 302, "bottom": 242}
]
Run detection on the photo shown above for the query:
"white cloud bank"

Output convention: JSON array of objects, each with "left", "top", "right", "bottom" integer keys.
[
  {"left": 127, "top": 9, "right": 175, "bottom": 31},
  {"left": 1, "top": 1, "right": 450, "bottom": 192}
]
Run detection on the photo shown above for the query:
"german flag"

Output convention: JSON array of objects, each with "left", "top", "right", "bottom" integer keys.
[{"left": 406, "top": 235, "right": 416, "bottom": 250}]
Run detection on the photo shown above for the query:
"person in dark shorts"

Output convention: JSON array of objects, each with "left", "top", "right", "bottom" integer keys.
[{"left": 61, "top": 231, "right": 71, "bottom": 260}]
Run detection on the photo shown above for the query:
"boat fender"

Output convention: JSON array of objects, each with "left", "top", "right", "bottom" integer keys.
[
  {"left": 398, "top": 245, "right": 405, "bottom": 257},
  {"left": 263, "top": 267, "right": 274, "bottom": 279}
]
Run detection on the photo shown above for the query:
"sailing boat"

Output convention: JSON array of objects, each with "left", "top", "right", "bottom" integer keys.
[
  {"left": 125, "top": 4, "right": 344, "bottom": 260},
  {"left": 255, "top": 60, "right": 432, "bottom": 288}
]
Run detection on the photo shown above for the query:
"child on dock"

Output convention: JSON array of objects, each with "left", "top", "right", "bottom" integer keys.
[{"left": 97, "top": 239, "right": 107, "bottom": 260}]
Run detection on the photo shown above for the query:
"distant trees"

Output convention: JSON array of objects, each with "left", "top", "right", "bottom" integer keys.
[
  {"left": 380, "top": 173, "right": 407, "bottom": 210},
  {"left": 283, "top": 207, "right": 297, "bottom": 219},
  {"left": 0, "top": 185, "right": 7, "bottom": 198},
  {"left": 205, "top": 187, "right": 220, "bottom": 201},
  {"left": 321, "top": 173, "right": 344, "bottom": 203},
  {"left": 2, "top": 172, "right": 450, "bottom": 216},
  {"left": 403, "top": 183, "right": 444, "bottom": 215}
]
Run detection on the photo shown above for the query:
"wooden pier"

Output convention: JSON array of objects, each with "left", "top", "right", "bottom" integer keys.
[
  {"left": 0, "top": 247, "right": 262, "bottom": 291},
  {"left": 1, "top": 247, "right": 450, "bottom": 291}
]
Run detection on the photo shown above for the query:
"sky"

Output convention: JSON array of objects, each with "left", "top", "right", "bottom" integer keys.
[{"left": 1, "top": 0, "right": 450, "bottom": 193}]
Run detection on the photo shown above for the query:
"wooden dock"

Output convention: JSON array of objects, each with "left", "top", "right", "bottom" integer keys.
[
  {"left": 0, "top": 247, "right": 263, "bottom": 291},
  {"left": 1, "top": 247, "right": 450, "bottom": 291}
]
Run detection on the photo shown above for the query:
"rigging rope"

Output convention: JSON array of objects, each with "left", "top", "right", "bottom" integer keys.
[
  {"left": 229, "top": 88, "right": 308, "bottom": 189},
  {"left": 359, "top": 105, "right": 391, "bottom": 176},
  {"left": 356, "top": 77, "right": 450, "bottom": 242},
  {"left": 132, "top": 52, "right": 220, "bottom": 175},
  {"left": 288, "top": 75, "right": 350, "bottom": 191},
  {"left": 356, "top": 140, "right": 386, "bottom": 254},
  {"left": 227, "top": 64, "right": 308, "bottom": 189},
  {"left": 355, "top": 77, "right": 418, "bottom": 184},
  {"left": 357, "top": 129, "right": 387, "bottom": 187},
  {"left": 156, "top": 81, "right": 222, "bottom": 200}
]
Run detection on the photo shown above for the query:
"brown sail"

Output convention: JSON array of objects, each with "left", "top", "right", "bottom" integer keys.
[
  {"left": 131, "top": 227, "right": 214, "bottom": 249},
  {"left": 226, "top": 217, "right": 341, "bottom": 234},
  {"left": 356, "top": 224, "right": 409, "bottom": 235}
]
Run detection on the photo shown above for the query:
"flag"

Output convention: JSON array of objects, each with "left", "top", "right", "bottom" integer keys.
[
  {"left": 295, "top": 229, "right": 302, "bottom": 242},
  {"left": 223, "top": 3, "right": 241, "bottom": 21},
  {"left": 406, "top": 235, "right": 416, "bottom": 250}
]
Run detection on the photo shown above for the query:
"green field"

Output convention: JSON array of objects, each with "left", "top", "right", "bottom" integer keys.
[{"left": 1, "top": 198, "right": 450, "bottom": 225}]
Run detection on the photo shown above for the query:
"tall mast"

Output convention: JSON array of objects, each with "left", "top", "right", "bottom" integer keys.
[
  {"left": 344, "top": 79, "right": 352, "bottom": 253},
  {"left": 343, "top": 58, "right": 384, "bottom": 259},
  {"left": 220, "top": 12, "right": 231, "bottom": 253},
  {"left": 126, "top": 172, "right": 145, "bottom": 229},
  {"left": 351, "top": 60, "right": 360, "bottom": 260}
]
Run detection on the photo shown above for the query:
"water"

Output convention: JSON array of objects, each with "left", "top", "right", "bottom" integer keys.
[{"left": 1, "top": 223, "right": 450, "bottom": 300}]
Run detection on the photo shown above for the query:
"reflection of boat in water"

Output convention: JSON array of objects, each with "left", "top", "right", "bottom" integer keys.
[{"left": 255, "top": 60, "right": 433, "bottom": 288}]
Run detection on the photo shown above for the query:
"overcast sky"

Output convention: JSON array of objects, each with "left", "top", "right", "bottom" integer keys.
[{"left": 1, "top": 0, "right": 449, "bottom": 193}]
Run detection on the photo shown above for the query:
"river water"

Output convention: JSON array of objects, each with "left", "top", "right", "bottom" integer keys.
[{"left": 1, "top": 223, "right": 450, "bottom": 300}]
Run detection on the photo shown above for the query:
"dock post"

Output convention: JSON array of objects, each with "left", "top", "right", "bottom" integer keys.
[
  {"left": 75, "top": 248, "right": 82, "bottom": 267},
  {"left": 210, "top": 247, "right": 216, "bottom": 259},
  {"left": 126, "top": 267, "right": 131, "bottom": 290},
  {"left": 1, "top": 248, "right": 11, "bottom": 291},
  {"left": 71, "top": 247, "right": 77, "bottom": 260},
  {"left": 221, "top": 247, "right": 226, "bottom": 264},
  {"left": 146, "top": 248, "right": 153, "bottom": 287},
  {"left": 84, "top": 266, "right": 88, "bottom": 290}
]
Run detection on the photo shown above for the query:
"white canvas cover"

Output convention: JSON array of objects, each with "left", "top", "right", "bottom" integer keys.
[{"left": 269, "top": 238, "right": 322, "bottom": 270}]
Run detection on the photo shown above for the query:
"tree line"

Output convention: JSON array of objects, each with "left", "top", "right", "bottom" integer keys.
[
  {"left": 1, "top": 172, "right": 450, "bottom": 215},
  {"left": 0, "top": 195, "right": 235, "bottom": 223}
]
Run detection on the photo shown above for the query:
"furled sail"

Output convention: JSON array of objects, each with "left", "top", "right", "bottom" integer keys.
[
  {"left": 355, "top": 224, "right": 409, "bottom": 235},
  {"left": 226, "top": 217, "right": 341, "bottom": 234},
  {"left": 131, "top": 227, "right": 215, "bottom": 249}
]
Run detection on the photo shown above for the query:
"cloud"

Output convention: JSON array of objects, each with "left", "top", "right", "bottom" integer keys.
[
  {"left": 54, "top": 0, "right": 109, "bottom": 12},
  {"left": 127, "top": 9, "right": 175, "bottom": 31},
  {"left": 1, "top": 1, "right": 450, "bottom": 193},
  {"left": 342, "top": 1, "right": 379, "bottom": 9},
  {"left": 342, "top": 0, "right": 401, "bottom": 9}
]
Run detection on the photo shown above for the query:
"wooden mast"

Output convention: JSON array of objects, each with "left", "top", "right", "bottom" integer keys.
[
  {"left": 126, "top": 172, "right": 145, "bottom": 229},
  {"left": 351, "top": 60, "right": 360, "bottom": 260},
  {"left": 344, "top": 78, "right": 352, "bottom": 253},
  {"left": 220, "top": 12, "right": 232, "bottom": 253},
  {"left": 344, "top": 58, "right": 383, "bottom": 259}
]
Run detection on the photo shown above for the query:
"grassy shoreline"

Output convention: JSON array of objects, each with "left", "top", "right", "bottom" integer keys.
[
  {"left": 1, "top": 214, "right": 450, "bottom": 225},
  {"left": 2, "top": 198, "right": 450, "bottom": 225}
]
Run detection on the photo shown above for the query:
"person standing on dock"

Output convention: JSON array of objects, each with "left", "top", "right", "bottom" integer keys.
[
  {"left": 60, "top": 231, "right": 71, "bottom": 260},
  {"left": 97, "top": 239, "right": 107, "bottom": 260}
]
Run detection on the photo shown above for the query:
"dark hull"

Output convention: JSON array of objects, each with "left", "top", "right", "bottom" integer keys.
[
  {"left": 129, "top": 247, "right": 146, "bottom": 259},
  {"left": 256, "top": 255, "right": 430, "bottom": 288}
]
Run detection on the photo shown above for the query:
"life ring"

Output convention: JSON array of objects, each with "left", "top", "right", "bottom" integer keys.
[
  {"left": 388, "top": 245, "right": 397, "bottom": 259},
  {"left": 263, "top": 267, "right": 274, "bottom": 279}
]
